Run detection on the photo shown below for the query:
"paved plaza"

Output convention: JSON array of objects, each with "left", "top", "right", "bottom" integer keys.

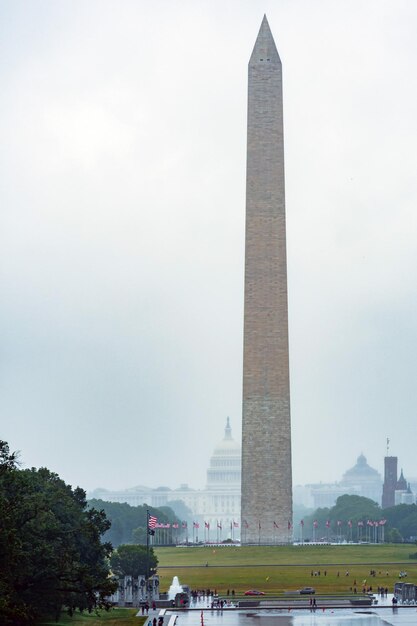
[{"left": 162, "top": 595, "right": 417, "bottom": 626}]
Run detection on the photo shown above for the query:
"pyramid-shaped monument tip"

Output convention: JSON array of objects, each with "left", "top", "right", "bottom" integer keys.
[{"left": 249, "top": 15, "right": 281, "bottom": 65}]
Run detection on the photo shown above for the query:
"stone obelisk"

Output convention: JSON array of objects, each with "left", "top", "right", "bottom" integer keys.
[{"left": 241, "top": 15, "right": 292, "bottom": 544}]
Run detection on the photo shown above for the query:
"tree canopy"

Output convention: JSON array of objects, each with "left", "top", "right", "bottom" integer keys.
[
  {"left": 302, "top": 494, "right": 417, "bottom": 542},
  {"left": 88, "top": 499, "right": 183, "bottom": 546},
  {"left": 383, "top": 504, "right": 417, "bottom": 541},
  {"left": 0, "top": 441, "right": 117, "bottom": 625},
  {"left": 110, "top": 544, "right": 158, "bottom": 578}
]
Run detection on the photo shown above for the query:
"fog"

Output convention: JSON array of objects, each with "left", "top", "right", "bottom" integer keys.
[{"left": 1, "top": 0, "right": 417, "bottom": 492}]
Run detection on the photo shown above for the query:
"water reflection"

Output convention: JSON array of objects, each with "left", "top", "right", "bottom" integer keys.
[{"left": 171, "top": 609, "right": 384, "bottom": 626}]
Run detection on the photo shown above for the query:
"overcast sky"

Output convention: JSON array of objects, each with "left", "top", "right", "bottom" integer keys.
[{"left": 1, "top": 0, "right": 417, "bottom": 495}]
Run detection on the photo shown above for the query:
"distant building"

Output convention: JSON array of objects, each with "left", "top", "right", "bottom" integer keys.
[
  {"left": 394, "top": 469, "right": 415, "bottom": 505},
  {"left": 339, "top": 453, "right": 382, "bottom": 503},
  {"left": 293, "top": 484, "right": 314, "bottom": 509},
  {"left": 302, "top": 454, "right": 382, "bottom": 509},
  {"left": 89, "top": 418, "right": 241, "bottom": 539},
  {"left": 381, "top": 457, "right": 415, "bottom": 508},
  {"left": 382, "top": 456, "right": 398, "bottom": 508}
]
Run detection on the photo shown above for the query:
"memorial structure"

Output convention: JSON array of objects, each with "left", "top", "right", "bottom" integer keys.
[{"left": 241, "top": 16, "right": 292, "bottom": 543}]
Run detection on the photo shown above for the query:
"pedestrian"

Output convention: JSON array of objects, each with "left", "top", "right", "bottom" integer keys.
[{"left": 153, "top": 619, "right": 157, "bottom": 626}]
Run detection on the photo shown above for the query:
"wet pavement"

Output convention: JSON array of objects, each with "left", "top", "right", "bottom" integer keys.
[{"left": 162, "top": 595, "right": 417, "bottom": 626}]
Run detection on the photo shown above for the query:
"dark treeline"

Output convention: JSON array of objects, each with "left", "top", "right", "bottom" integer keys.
[
  {"left": 0, "top": 441, "right": 116, "bottom": 625},
  {"left": 302, "top": 494, "right": 417, "bottom": 542},
  {"left": 88, "top": 499, "right": 186, "bottom": 547},
  {"left": 383, "top": 504, "right": 417, "bottom": 542}
]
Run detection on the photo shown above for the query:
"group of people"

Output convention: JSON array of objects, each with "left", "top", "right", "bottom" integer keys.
[
  {"left": 377, "top": 587, "right": 390, "bottom": 597},
  {"left": 190, "top": 589, "right": 219, "bottom": 602},
  {"left": 140, "top": 601, "right": 158, "bottom": 615}
]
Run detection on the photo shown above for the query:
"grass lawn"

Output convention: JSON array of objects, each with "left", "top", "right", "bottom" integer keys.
[
  {"left": 155, "top": 544, "right": 417, "bottom": 596},
  {"left": 38, "top": 545, "right": 417, "bottom": 621},
  {"left": 40, "top": 608, "right": 146, "bottom": 625}
]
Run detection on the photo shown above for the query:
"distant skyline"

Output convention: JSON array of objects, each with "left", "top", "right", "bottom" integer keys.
[
  {"left": 2, "top": 1, "right": 417, "bottom": 492},
  {"left": 90, "top": 447, "right": 415, "bottom": 493}
]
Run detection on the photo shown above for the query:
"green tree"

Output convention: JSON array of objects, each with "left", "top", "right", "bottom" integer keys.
[
  {"left": 384, "top": 504, "right": 417, "bottom": 541},
  {"left": 132, "top": 526, "right": 147, "bottom": 544},
  {"left": 87, "top": 499, "right": 182, "bottom": 546},
  {"left": 387, "top": 527, "right": 403, "bottom": 543},
  {"left": 0, "top": 441, "right": 117, "bottom": 625},
  {"left": 110, "top": 544, "right": 158, "bottom": 578},
  {"left": 304, "top": 495, "right": 381, "bottom": 539},
  {"left": 161, "top": 500, "right": 193, "bottom": 523}
]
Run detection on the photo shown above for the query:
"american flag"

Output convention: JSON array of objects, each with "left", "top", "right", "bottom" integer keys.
[
  {"left": 348, "top": 520, "right": 352, "bottom": 528},
  {"left": 288, "top": 521, "right": 292, "bottom": 530},
  {"left": 244, "top": 520, "right": 249, "bottom": 529},
  {"left": 217, "top": 522, "right": 222, "bottom": 530},
  {"left": 182, "top": 521, "right": 187, "bottom": 529},
  {"left": 273, "top": 521, "right": 279, "bottom": 528},
  {"left": 313, "top": 520, "right": 318, "bottom": 528},
  {"left": 205, "top": 522, "right": 210, "bottom": 529},
  {"left": 337, "top": 520, "right": 342, "bottom": 527},
  {"left": 325, "top": 520, "right": 330, "bottom": 528},
  {"left": 233, "top": 521, "right": 239, "bottom": 528},
  {"left": 193, "top": 521, "right": 200, "bottom": 529},
  {"left": 172, "top": 523, "right": 179, "bottom": 529},
  {"left": 148, "top": 515, "right": 157, "bottom": 529},
  {"left": 300, "top": 520, "right": 304, "bottom": 527},
  {"left": 358, "top": 521, "right": 364, "bottom": 527}
]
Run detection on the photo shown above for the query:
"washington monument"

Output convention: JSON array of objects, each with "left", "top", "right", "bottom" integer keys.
[{"left": 241, "top": 16, "right": 292, "bottom": 544}]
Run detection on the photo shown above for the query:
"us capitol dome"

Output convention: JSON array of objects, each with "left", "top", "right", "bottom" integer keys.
[
  {"left": 206, "top": 417, "right": 241, "bottom": 492},
  {"left": 89, "top": 418, "right": 242, "bottom": 538}
]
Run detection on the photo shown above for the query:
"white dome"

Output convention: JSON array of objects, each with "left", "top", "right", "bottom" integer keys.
[{"left": 206, "top": 418, "right": 241, "bottom": 491}]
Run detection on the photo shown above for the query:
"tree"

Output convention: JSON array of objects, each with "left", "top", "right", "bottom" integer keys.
[
  {"left": 87, "top": 499, "right": 181, "bottom": 546},
  {"left": 383, "top": 504, "right": 417, "bottom": 541},
  {"left": 110, "top": 544, "right": 158, "bottom": 578},
  {"left": 387, "top": 528, "right": 403, "bottom": 543},
  {"left": 132, "top": 526, "right": 148, "bottom": 544},
  {"left": 0, "top": 440, "right": 117, "bottom": 625},
  {"left": 160, "top": 500, "right": 193, "bottom": 523}
]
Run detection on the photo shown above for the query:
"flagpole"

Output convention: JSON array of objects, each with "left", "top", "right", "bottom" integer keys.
[{"left": 146, "top": 509, "right": 150, "bottom": 597}]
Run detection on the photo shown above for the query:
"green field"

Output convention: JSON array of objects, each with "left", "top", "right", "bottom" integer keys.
[
  {"left": 40, "top": 608, "right": 145, "bottom": 625},
  {"left": 39, "top": 545, "right": 417, "bottom": 622},
  {"left": 155, "top": 544, "right": 417, "bottom": 596}
]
